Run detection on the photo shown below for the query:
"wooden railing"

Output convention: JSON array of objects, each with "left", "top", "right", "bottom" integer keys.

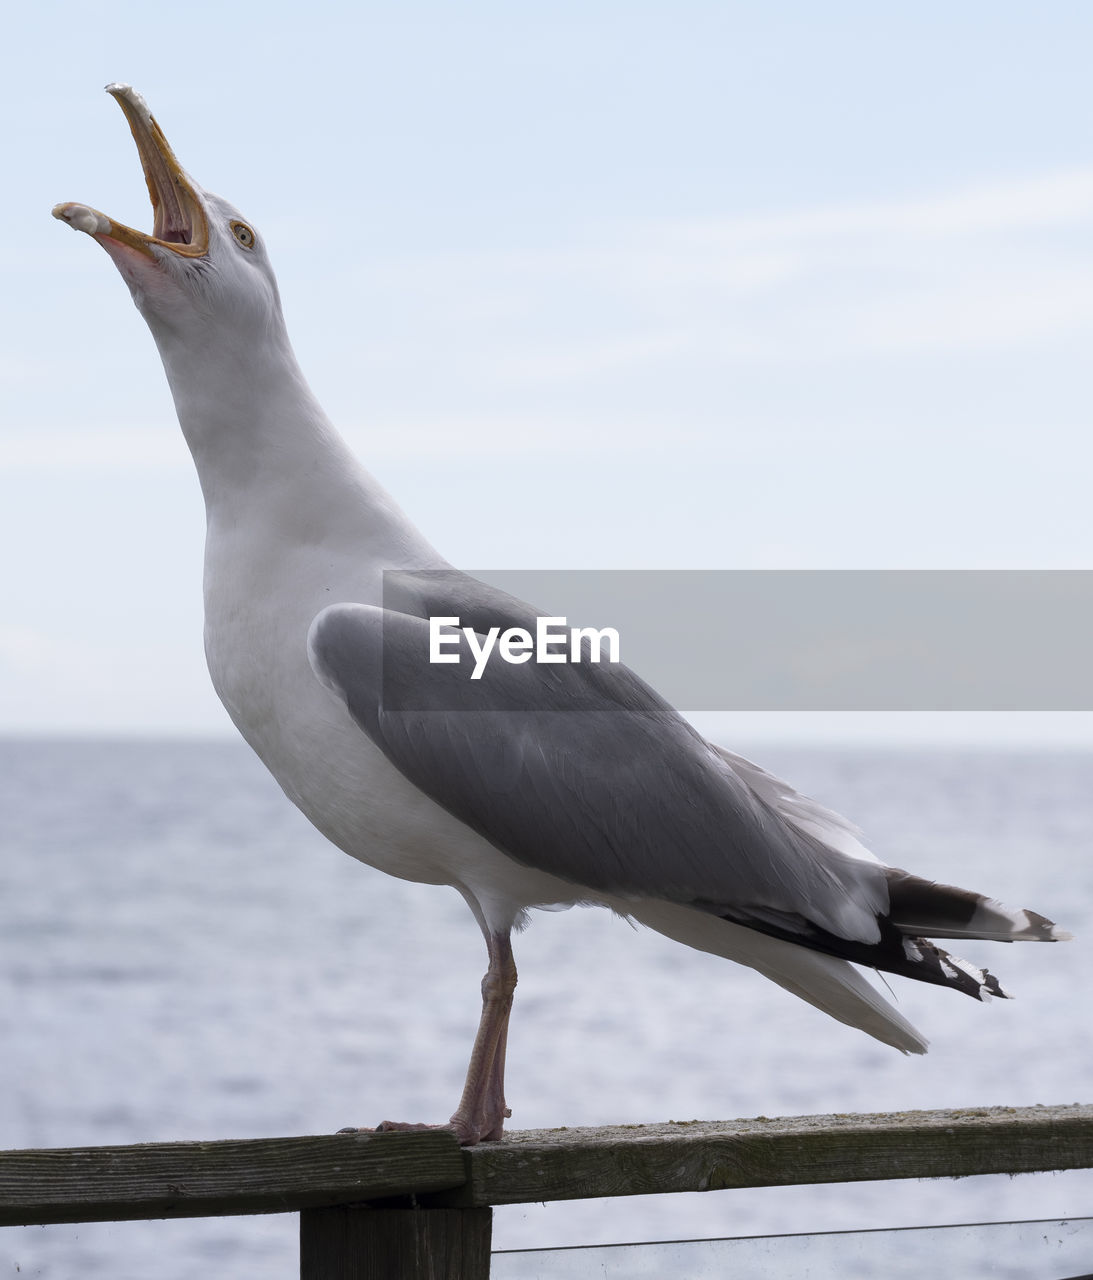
[{"left": 2, "top": 1104, "right": 1091, "bottom": 1277}]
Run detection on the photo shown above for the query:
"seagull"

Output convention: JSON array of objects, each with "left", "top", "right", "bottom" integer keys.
[{"left": 53, "top": 84, "right": 1069, "bottom": 1146}]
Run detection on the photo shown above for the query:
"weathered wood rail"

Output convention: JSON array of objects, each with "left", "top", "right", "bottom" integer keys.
[{"left": 2, "top": 1104, "right": 1090, "bottom": 1277}]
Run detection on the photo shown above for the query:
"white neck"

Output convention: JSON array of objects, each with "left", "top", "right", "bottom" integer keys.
[{"left": 149, "top": 310, "right": 441, "bottom": 566}]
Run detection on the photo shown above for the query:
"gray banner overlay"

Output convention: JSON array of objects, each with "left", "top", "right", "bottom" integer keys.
[{"left": 380, "top": 570, "right": 1093, "bottom": 711}]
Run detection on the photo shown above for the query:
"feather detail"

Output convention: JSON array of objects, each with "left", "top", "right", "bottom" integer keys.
[{"left": 885, "top": 869, "right": 1073, "bottom": 942}]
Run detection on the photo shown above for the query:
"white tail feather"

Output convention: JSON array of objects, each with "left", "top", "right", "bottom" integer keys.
[{"left": 629, "top": 899, "right": 929, "bottom": 1055}]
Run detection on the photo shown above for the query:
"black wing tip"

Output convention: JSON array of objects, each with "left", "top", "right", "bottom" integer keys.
[
  {"left": 885, "top": 869, "right": 1071, "bottom": 943},
  {"left": 901, "top": 936, "right": 1012, "bottom": 1001}
]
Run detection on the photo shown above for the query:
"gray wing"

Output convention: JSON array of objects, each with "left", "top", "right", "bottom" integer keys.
[
  {"left": 710, "top": 746, "right": 881, "bottom": 864},
  {"left": 307, "top": 570, "right": 890, "bottom": 945}
]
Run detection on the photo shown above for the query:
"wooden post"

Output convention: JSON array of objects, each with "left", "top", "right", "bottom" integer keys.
[
  {"left": 0, "top": 1131, "right": 466, "bottom": 1226},
  {"left": 300, "top": 1204, "right": 492, "bottom": 1280}
]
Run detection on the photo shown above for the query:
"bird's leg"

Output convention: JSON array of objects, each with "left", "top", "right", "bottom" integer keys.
[
  {"left": 448, "top": 929, "right": 517, "bottom": 1144},
  {"left": 361, "top": 930, "right": 516, "bottom": 1145}
]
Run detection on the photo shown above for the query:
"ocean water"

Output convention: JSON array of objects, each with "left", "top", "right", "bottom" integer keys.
[{"left": 0, "top": 738, "right": 1090, "bottom": 1277}]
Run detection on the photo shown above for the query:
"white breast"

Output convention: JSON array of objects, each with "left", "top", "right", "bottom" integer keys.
[{"left": 200, "top": 519, "right": 583, "bottom": 928}]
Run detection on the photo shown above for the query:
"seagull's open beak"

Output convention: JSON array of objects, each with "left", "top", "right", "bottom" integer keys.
[{"left": 52, "top": 83, "right": 209, "bottom": 259}]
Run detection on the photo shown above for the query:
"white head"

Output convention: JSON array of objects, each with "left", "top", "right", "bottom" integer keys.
[
  {"left": 52, "top": 83, "right": 347, "bottom": 514},
  {"left": 53, "top": 84, "right": 286, "bottom": 358}
]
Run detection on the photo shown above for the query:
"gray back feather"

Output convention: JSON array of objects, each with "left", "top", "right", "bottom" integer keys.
[{"left": 307, "top": 570, "right": 890, "bottom": 943}]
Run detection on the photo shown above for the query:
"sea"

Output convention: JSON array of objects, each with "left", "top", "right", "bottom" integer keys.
[{"left": 0, "top": 737, "right": 1089, "bottom": 1278}]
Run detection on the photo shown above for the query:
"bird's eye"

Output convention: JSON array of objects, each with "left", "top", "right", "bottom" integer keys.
[{"left": 230, "top": 220, "right": 256, "bottom": 250}]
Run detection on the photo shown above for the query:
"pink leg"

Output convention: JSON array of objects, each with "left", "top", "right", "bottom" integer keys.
[
  {"left": 448, "top": 930, "right": 517, "bottom": 1144},
  {"left": 368, "top": 929, "right": 517, "bottom": 1146}
]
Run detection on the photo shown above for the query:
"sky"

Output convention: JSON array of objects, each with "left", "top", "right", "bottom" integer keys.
[{"left": 3, "top": 2, "right": 1093, "bottom": 741}]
